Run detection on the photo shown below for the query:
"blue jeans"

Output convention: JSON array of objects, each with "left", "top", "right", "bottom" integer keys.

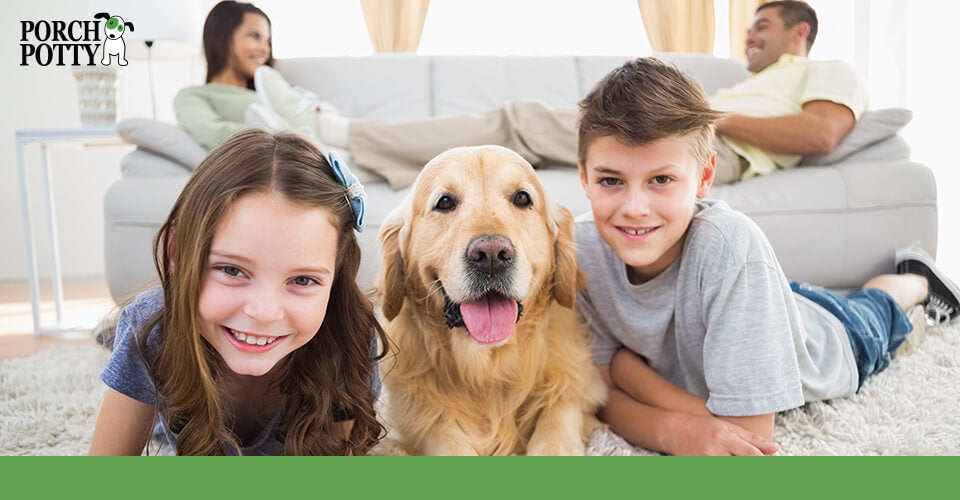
[{"left": 790, "top": 281, "right": 913, "bottom": 389}]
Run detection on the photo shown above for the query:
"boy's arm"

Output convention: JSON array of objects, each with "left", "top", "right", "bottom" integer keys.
[
  {"left": 598, "top": 364, "right": 778, "bottom": 456},
  {"left": 598, "top": 364, "right": 684, "bottom": 453},
  {"left": 611, "top": 348, "right": 776, "bottom": 441},
  {"left": 610, "top": 348, "right": 711, "bottom": 416},
  {"left": 718, "top": 414, "right": 775, "bottom": 442}
]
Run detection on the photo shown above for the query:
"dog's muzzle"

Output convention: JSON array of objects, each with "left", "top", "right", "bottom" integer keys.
[{"left": 437, "top": 234, "right": 526, "bottom": 344}]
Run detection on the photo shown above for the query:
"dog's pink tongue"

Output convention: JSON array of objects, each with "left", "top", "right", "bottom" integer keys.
[{"left": 459, "top": 294, "right": 518, "bottom": 344}]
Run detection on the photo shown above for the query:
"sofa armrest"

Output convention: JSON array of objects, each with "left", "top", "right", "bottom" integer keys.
[
  {"left": 710, "top": 161, "right": 937, "bottom": 289},
  {"left": 103, "top": 176, "right": 189, "bottom": 300},
  {"left": 121, "top": 149, "right": 193, "bottom": 178}
]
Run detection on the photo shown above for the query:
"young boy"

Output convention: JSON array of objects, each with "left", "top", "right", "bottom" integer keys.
[{"left": 574, "top": 58, "right": 960, "bottom": 456}]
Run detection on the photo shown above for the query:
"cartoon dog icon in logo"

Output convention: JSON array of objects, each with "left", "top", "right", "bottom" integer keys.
[{"left": 94, "top": 12, "right": 135, "bottom": 66}]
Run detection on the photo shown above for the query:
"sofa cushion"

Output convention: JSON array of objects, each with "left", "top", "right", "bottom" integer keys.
[
  {"left": 839, "top": 135, "right": 911, "bottom": 164},
  {"left": 117, "top": 119, "right": 208, "bottom": 169},
  {"left": 656, "top": 52, "right": 752, "bottom": 95},
  {"left": 276, "top": 55, "right": 432, "bottom": 121},
  {"left": 800, "top": 108, "right": 913, "bottom": 166},
  {"left": 433, "top": 57, "right": 582, "bottom": 115},
  {"left": 121, "top": 149, "right": 192, "bottom": 178},
  {"left": 709, "top": 160, "right": 937, "bottom": 288}
]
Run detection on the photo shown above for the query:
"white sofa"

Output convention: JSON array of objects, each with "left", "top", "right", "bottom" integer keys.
[{"left": 104, "top": 53, "right": 938, "bottom": 301}]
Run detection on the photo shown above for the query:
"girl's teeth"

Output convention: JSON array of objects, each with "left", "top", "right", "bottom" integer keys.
[
  {"left": 229, "top": 329, "right": 278, "bottom": 345},
  {"left": 622, "top": 227, "right": 654, "bottom": 236}
]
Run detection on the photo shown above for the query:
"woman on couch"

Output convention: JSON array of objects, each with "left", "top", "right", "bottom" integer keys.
[{"left": 173, "top": 1, "right": 275, "bottom": 151}]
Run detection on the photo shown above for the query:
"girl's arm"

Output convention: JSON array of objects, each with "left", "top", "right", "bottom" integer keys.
[
  {"left": 338, "top": 419, "right": 355, "bottom": 439},
  {"left": 88, "top": 388, "right": 156, "bottom": 456}
]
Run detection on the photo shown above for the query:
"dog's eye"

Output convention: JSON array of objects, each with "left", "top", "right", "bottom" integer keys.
[
  {"left": 434, "top": 195, "right": 457, "bottom": 212},
  {"left": 512, "top": 191, "right": 532, "bottom": 209}
]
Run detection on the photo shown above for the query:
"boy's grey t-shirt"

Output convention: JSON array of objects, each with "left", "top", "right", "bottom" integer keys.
[{"left": 576, "top": 199, "right": 858, "bottom": 416}]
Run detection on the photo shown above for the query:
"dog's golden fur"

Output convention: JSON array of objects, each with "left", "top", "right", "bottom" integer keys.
[{"left": 377, "top": 146, "right": 606, "bottom": 455}]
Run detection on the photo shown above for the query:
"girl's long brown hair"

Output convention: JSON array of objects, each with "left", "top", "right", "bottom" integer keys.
[{"left": 139, "top": 129, "right": 387, "bottom": 455}]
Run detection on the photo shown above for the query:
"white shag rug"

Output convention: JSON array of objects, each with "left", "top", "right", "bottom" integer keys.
[{"left": 2, "top": 320, "right": 958, "bottom": 456}]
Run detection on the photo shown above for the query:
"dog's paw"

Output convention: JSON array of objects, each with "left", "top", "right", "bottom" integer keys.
[
  {"left": 369, "top": 437, "right": 411, "bottom": 456},
  {"left": 526, "top": 437, "right": 586, "bottom": 456}
]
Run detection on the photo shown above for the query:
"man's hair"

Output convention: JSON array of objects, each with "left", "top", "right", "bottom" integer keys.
[
  {"left": 577, "top": 57, "right": 724, "bottom": 167},
  {"left": 758, "top": 1, "right": 818, "bottom": 52}
]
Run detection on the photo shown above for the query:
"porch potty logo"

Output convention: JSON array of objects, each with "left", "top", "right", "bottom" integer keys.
[{"left": 20, "top": 12, "right": 135, "bottom": 67}]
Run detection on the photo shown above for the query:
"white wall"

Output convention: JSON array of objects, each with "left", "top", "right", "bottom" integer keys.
[{"left": 1, "top": 0, "right": 203, "bottom": 281}]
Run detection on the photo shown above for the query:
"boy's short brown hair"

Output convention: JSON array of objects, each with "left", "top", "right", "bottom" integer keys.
[{"left": 577, "top": 57, "right": 724, "bottom": 167}]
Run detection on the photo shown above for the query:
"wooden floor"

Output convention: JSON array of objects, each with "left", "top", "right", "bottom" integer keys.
[
  {"left": 0, "top": 334, "right": 100, "bottom": 362},
  {"left": 0, "top": 277, "right": 113, "bottom": 362}
]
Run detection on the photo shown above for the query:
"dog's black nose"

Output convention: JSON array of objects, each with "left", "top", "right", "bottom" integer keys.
[{"left": 465, "top": 234, "right": 514, "bottom": 274}]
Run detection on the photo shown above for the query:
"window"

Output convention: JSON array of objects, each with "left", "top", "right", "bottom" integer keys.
[
  {"left": 419, "top": 0, "right": 650, "bottom": 56},
  {"left": 258, "top": 0, "right": 373, "bottom": 57},
  {"left": 259, "top": 0, "right": 652, "bottom": 57}
]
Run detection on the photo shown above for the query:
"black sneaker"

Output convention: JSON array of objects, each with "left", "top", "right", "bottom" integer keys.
[{"left": 895, "top": 246, "right": 960, "bottom": 325}]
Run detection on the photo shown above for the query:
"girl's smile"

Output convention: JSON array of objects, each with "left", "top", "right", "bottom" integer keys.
[{"left": 223, "top": 325, "right": 287, "bottom": 353}]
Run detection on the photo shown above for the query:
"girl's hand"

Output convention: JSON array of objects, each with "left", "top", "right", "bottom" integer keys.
[{"left": 664, "top": 412, "right": 779, "bottom": 456}]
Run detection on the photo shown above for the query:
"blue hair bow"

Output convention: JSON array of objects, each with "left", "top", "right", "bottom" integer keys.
[{"left": 328, "top": 150, "right": 365, "bottom": 232}]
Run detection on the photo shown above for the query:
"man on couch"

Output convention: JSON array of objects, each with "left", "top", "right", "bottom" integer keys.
[
  {"left": 710, "top": 0, "right": 865, "bottom": 183},
  {"left": 253, "top": 1, "right": 866, "bottom": 189}
]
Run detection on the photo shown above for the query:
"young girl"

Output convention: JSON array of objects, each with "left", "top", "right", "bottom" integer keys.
[{"left": 89, "top": 129, "right": 386, "bottom": 456}]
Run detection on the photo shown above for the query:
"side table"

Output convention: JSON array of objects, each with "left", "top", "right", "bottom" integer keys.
[{"left": 15, "top": 126, "right": 131, "bottom": 335}]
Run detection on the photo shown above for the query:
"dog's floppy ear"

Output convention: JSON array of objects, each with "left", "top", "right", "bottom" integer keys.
[
  {"left": 377, "top": 203, "right": 409, "bottom": 321},
  {"left": 124, "top": 22, "right": 135, "bottom": 32},
  {"left": 550, "top": 201, "right": 584, "bottom": 309},
  {"left": 94, "top": 12, "right": 110, "bottom": 21}
]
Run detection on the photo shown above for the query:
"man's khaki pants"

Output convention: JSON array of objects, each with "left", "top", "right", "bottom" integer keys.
[{"left": 349, "top": 100, "right": 742, "bottom": 189}]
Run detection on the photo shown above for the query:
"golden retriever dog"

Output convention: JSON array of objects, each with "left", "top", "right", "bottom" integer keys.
[{"left": 377, "top": 145, "right": 606, "bottom": 456}]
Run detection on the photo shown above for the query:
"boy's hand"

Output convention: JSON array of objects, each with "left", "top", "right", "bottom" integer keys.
[{"left": 665, "top": 413, "right": 779, "bottom": 456}]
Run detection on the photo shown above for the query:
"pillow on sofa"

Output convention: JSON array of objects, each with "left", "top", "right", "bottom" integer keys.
[
  {"left": 117, "top": 119, "right": 208, "bottom": 169},
  {"left": 800, "top": 108, "right": 913, "bottom": 166},
  {"left": 121, "top": 149, "right": 193, "bottom": 178}
]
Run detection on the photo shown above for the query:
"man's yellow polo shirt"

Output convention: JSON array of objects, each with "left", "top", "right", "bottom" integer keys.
[{"left": 711, "top": 54, "right": 868, "bottom": 179}]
